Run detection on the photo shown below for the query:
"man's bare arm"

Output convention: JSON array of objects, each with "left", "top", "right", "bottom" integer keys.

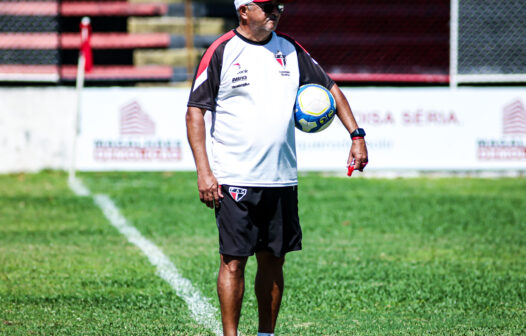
[
  {"left": 186, "top": 106, "right": 223, "bottom": 208},
  {"left": 330, "top": 83, "right": 368, "bottom": 171}
]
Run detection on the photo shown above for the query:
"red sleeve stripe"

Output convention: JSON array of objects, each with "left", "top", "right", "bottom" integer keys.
[
  {"left": 276, "top": 31, "right": 308, "bottom": 54},
  {"left": 195, "top": 30, "right": 236, "bottom": 79}
]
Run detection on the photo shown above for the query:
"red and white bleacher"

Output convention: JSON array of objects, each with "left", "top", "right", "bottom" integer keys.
[{"left": 0, "top": 0, "right": 174, "bottom": 83}]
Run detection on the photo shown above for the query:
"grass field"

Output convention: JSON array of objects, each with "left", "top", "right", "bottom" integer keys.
[{"left": 1, "top": 171, "right": 525, "bottom": 335}]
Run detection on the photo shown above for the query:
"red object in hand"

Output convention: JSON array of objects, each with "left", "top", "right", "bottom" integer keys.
[{"left": 347, "top": 159, "right": 355, "bottom": 177}]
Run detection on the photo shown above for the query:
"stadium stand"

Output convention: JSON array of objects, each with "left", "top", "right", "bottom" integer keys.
[
  {"left": 0, "top": 1, "right": 60, "bottom": 82},
  {"left": 58, "top": 0, "right": 190, "bottom": 84},
  {"left": 0, "top": 0, "right": 235, "bottom": 84},
  {"left": 0, "top": 0, "right": 449, "bottom": 85}
]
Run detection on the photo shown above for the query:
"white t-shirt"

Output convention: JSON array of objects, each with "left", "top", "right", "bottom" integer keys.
[{"left": 188, "top": 29, "right": 333, "bottom": 187}]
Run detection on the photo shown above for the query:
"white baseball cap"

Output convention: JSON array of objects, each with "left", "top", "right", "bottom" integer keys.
[{"left": 234, "top": 0, "right": 291, "bottom": 10}]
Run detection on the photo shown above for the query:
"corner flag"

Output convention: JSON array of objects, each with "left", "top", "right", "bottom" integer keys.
[{"left": 80, "top": 17, "right": 93, "bottom": 72}]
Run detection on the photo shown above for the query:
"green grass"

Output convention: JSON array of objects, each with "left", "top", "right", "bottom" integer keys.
[{"left": 1, "top": 171, "right": 525, "bottom": 335}]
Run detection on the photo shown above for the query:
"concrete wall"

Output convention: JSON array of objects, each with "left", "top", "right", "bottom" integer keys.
[{"left": 0, "top": 88, "right": 76, "bottom": 173}]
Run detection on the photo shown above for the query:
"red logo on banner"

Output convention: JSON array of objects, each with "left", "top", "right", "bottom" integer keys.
[
  {"left": 477, "top": 98, "right": 526, "bottom": 161},
  {"left": 502, "top": 99, "right": 526, "bottom": 136},
  {"left": 120, "top": 101, "right": 155, "bottom": 136},
  {"left": 93, "top": 100, "right": 182, "bottom": 162}
]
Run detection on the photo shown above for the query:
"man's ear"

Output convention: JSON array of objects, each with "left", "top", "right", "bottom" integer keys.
[{"left": 239, "top": 6, "right": 250, "bottom": 20}]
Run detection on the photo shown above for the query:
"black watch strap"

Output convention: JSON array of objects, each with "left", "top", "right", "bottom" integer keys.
[{"left": 350, "top": 128, "right": 366, "bottom": 138}]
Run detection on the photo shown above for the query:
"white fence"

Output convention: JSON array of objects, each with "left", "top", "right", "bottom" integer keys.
[{"left": 1, "top": 87, "right": 525, "bottom": 174}]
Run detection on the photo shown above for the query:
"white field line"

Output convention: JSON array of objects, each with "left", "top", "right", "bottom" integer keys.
[
  {"left": 68, "top": 178, "right": 223, "bottom": 336},
  {"left": 68, "top": 176, "right": 90, "bottom": 196}
]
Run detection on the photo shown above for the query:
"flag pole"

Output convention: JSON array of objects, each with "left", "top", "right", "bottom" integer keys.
[{"left": 69, "top": 16, "right": 92, "bottom": 183}]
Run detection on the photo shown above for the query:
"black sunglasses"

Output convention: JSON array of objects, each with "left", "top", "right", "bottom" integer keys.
[{"left": 250, "top": 2, "right": 285, "bottom": 14}]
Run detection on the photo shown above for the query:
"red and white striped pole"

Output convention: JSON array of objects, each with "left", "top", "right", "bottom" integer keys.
[{"left": 69, "top": 17, "right": 92, "bottom": 182}]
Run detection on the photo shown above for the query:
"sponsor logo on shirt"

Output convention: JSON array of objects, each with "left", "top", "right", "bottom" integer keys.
[
  {"left": 232, "top": 75, "right": 247, "bottom": 83},
  {"left": 229, "top": 187, "right": 247, "bottom": 202},
  {"left": 231, "top": 61, "right": 250, "bottom": 89}
]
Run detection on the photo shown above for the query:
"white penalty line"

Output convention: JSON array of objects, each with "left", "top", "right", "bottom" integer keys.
[{"left": 68, "top": 177, "right": 223, "bottom": 336}]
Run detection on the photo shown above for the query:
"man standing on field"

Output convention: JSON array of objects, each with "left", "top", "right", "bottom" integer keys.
[{"left": 186, "top": 0, "right": 368, "bottom": 335}]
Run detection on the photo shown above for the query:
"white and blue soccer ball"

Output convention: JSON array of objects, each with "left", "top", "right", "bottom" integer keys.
[{"left": 294, "top": 84, "right": 337, "bottom": 133}]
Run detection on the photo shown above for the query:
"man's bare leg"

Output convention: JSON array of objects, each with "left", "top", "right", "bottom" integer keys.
[
  {"left": 218, "top": 254, "right": 248, "bottom": 336},
  {"left": 255, "top": 250, "right": 285, "bottom": 334}
]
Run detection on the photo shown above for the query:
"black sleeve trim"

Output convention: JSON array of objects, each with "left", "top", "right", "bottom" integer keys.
[{"left": 187, "top": 31, "right": 236, "bottom": 111}]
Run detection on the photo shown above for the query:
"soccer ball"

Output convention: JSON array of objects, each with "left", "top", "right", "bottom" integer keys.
[{"left": 294, "top": 84, "right": 337, "bottom": 133}]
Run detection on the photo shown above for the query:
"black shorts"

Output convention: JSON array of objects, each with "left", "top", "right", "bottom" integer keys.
[{"left": 215, "top": 184, "right": 302, "bottom": 257}]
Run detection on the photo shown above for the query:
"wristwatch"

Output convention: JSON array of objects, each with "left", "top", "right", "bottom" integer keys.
[{"left": 350, "top": 128, "right": 366, "bottom": 138}]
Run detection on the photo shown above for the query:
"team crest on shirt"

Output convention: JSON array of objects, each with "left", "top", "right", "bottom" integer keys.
[
  {"left": 229, "top": 187, "right": 247, "bottom": 202},
  {"left": 275, "top": 50, "right": 287, "bottom": 68},
  {"left": 275, "top": 50, "right": 290, "bottom": 76}
]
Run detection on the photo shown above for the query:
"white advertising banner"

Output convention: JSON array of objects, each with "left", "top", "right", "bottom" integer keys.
[
  {"left": 75, "top": 87, "right": 526, "bottom": 172},
  {"left": 77, "top": 88, "right": 196, "bottom": 171},
  {"left": 297, "top": 87, "right": 526, "bottom": 171}
]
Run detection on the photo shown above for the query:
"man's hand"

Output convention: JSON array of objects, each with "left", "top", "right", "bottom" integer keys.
[
  {"left": 197, "top": 171, "right": 223, "bottom": 209},
  {"left": 349, "top": 138, "right": 368, "bottom": 173}
]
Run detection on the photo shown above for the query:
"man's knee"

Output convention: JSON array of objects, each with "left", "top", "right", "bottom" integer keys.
[
  {"left": 221, "top": 254, "right": 248, "bottom": 275},
  {"left": 256, "top": 250, "right": 285, "bottom": 269}
]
